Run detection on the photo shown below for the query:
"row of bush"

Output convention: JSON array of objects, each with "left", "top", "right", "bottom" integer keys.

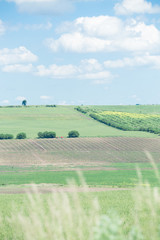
[
  {"left": 89, "top": 113, "right": 160, "bottom": 134},
  {"left": 0, "top": 105, "right": 57, "bottom": 108},
  {"left": 38, "top": 130, "right": 80, "bottom": 138},
  {"left": 75, "top": 106, "right": 89, "bottom": 114},
  {"left": 46, "top": 105, "right": 56, "bottom": 108},
  {"left": 0, "top": 130, "right": 80, "bottom": 140},
  {"left": 38, "top": 131, "right": 56, "bottom": 138},
  {"left": 0, "top": 132, "right": 26, "bottom": 140}
]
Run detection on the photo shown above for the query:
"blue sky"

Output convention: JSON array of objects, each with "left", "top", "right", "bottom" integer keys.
[{"left": 0, "top": 0, "right": 160, "bottom": 105}]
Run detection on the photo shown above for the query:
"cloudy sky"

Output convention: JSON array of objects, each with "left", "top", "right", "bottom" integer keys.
[{"left": 0, "top": 0, "right": 160, "bottom": 105}]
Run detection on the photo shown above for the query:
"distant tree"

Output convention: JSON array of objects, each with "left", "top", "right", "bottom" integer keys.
[
  {"left": 22, "top": 100, "right": 27, "bottom": 106},
  {"left": 37, "top": 131, "right": 56, "bottom": 139},
  {"left": 16, "top": 132, "right": 27, "bottom": 139},
  {"left": 68, "top": 130, "right": 80, "bottom": 138}
]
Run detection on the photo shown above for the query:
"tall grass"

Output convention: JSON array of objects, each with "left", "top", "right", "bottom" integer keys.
[{"left": 2, "top": 172, "right": 160, "bottom": 240}]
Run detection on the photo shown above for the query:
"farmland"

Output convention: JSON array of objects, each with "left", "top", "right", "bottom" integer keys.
[
  {"left": 79, "top": 104, "right": 160, "bottom": 114},
  {"left": 90, "top": 111, "right": 160, "bottom": 133},
  {"left": 0, "top": 105, "right": 157, "bottom": 138},
  {"left": 1, "top": 105, "right": 160, "bottom": 239},
  {"left": 0, "top": 137, "right": 160, "bottom": 188},
  {"left": 0, "top": 137, "right": 160, "bottom": 166},
  {"left": 76, "top": 105, "right": 160, "bottom": 134}
]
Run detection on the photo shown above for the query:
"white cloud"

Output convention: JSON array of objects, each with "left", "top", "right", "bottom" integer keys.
[
  {"left": 36, "top": 64, "right": 77, "bottom": 78},
  {"left": 0, "top": 46, "right": 38, "bottom": 65},
  {"left": 57, "top": 15, "right": 123, "bottom": 37},
  {"left": 35, "top": 58, "right": 113, "bottom": 84},
  {"left": 25, "top": 22, "right": 52, "bottom": 30},
  {"left": 7, "top": 0, "right": 73, "bottom": 14},
  {"left": 0, "top": 20, "right": 5, "bottom": 35},
  {"left": 93, "top": 79, "right": 111, "bottom": 85},
  {"left": 131, "top": 94, "right": 141, "bottom": 101},
  {"left": 79, "top": 71, "right": 112, "bottom": 80},
  {"left": 40, "top": 96, "right": 52, "bottom": 100},
  {"left": 114, "top": 0, "right": 160, "bottom": 15},
  {"left": 104, "top": 54, "right": 160, "bottom": 69},
  {"left": 6, "top": 0, "right": 95, "bottom": 14},
  {"left": 16, "top": 96, "right": 26, "bottom": 101},
  {"left": 2, "top": 64, "right": 33, "bottom": 72},
  {"left": 46, "top": 16, "right": 160, "bottom": 54},
  {"left": 80, "top": 58, "right": 102, "bottom": 72},
  {"left": 46, "top": 33, "right": 112, "bottom": 53},
  {"left": 58, "top": 100, "right": 68, "bottom": 105},
  {"left": 1, "top": 100, "right": 9, "bottom": 104},
  {"left": 120, "top": 21, "right": 160, "bottom": 52}
]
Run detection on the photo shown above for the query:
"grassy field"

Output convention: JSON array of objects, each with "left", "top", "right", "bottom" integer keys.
[
  {"left": 0, "top": 169, "right": 159, "bottom": 187},
  {"left": 0, "top": 190, "right": 134, "bottom": 239},
  {"left": 0, "top": 137, "right": 160, "bottom": 187},
  {"left": 83, "top": 104, "right": 160, "bottom": 114},
  {"left": 0, "top": 105, "right": 160, "bottom": 239},
  {"left": 0, "top": 105, "right": 157, "bottom": 138},
  {"left": 77, "top": 105, "right": 160, "bottom": 134}
]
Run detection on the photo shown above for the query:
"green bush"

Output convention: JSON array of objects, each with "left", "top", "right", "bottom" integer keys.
[
  {"left": 38, "top": 131, "right": 56, "bottom": 138},
  {"left": 37, "top": 132, "right": 44, "bottom": 138},
  {"left": 68, "top": 130, "right": 80, "bottom": 138},
  {"left": 0, "top": 134, "right": 5, "bottom": 140},
  {"left": 46, "top": 105, "right": 56, "bottom": 107},
  {"left": 0, "top": 134, "right": 14, "bottom": 139},
  {"left": 5, "top": 134, "right": 14, "bottom": 139},
  {"left": 75, "top": 106, "right": 89, "bottom": 114},
  {"left": 16, "top": 132, "right": 27, "bottom": 139}
]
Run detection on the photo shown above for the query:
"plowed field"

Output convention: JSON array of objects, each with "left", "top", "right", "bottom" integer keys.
[{"left": 0, "top": 137, "right": 160, "bottom": 167}]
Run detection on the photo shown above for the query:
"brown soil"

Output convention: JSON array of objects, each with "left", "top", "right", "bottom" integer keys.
[
  {"left": 0, "top": 137, "right": 160, "bottom": 166},
  {"left": 0, "top": 186, "right": 131, "bottom": 194},
  {"left": 0, "top": 167, "right": 155, "bottom": 173}
]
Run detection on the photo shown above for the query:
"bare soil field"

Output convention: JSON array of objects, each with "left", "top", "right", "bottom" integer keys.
[
  {"left": 0, "top": 137, "right": 160, "bottom": 167},
  {"left": 0, "top": 184, "right": 130, "bottom": 194}
]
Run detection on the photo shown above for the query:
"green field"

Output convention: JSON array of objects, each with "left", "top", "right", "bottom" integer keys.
[
  {"left": 0, "top": 190, "right": 134, "bottom": 239},
  {"left": 1, "top": 105, "right": 160, "bottom": 239},
  {"left": 0, "top": 168, "right": 159, "bottom": 187},
  {"left": 0, "top": 105, "right": 158, "bottom": 138},
  {"left": 76, "top": 105, "right": 160, "bottom": 135},
  {"left": 83, "top": 104, "right": 160, "bottom": 114}
]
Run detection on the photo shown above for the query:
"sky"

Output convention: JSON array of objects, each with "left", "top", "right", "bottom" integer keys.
[{"left": 0, "top": 0, "right": 160, "bottom": 105}]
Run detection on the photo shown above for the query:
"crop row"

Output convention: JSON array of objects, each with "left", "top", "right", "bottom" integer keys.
[
  {"left": 90, "top": 111, "right": 160, "bottom": 134},
  {"left": 0, "top": 137, "right": 160, "bottom": 152}
]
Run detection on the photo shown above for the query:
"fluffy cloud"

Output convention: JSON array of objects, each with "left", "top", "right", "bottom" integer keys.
[
  {"left": 1, "top": 100, "right": 9, "bottom": 104},
  {"left": 80, "top": 71, "right": 112, "bottom": 85},
  {"left": 6, "top": 0, "right": 95, "bottom": 14},
  {"left": 24, "top": 22, "right": 52, "bottom": 30},
  {"left": 131, "top": 95, "right": 141, "bottom": 101},
  {"left": 35, "top": 58, "right": 113, "bottom": 84},
  {"left": 2, "top": 64, "right": 33, "bottom": 73},
  {"left": 16, "top": 96, "right": 26, "bottom": 101},
  {"left": 0, "top": 46, "right": 38, "bottom": 65},
  {"left": 36, "top": 64, "right": 77, "bottom": 78},
  {"left": 114, "top": 0, "right": 160, "bottom": 15},
  {"left": 6, "top": 0, "right": 73, "bottom": 14},
  {"left": 40, "top": 96, "right": 52, "bottom": 100},
  {"left": 56, "top": 15, "right": 123, "bottom": 37},
  {"left": 47, "top": 33, "right": 111, "bottom": 53},
  {"left": 47, "top": 16, "right": 160, "bottom": 54},
  {"left": 0, "top": 20, "right": 5, "bottom": 35},
  {"left": 104, "top": 54, "right": 160, "bottom": 69}
]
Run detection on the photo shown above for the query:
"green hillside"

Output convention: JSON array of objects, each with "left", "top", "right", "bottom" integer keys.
[
  {"left": 0, "top": 105, "right": 158, "bottom": 138},
  {"left": 83, "top": 104, "right": 160, "bottom": 114}
]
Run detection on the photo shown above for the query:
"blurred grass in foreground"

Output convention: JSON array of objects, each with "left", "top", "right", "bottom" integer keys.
[{"left": 1, "top": 168, "right": 160, "bottom": 240}]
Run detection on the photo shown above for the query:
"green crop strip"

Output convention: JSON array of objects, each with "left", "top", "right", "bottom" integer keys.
[{"left": 0, "top": 169, "right": 159, "bottom": 188}]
